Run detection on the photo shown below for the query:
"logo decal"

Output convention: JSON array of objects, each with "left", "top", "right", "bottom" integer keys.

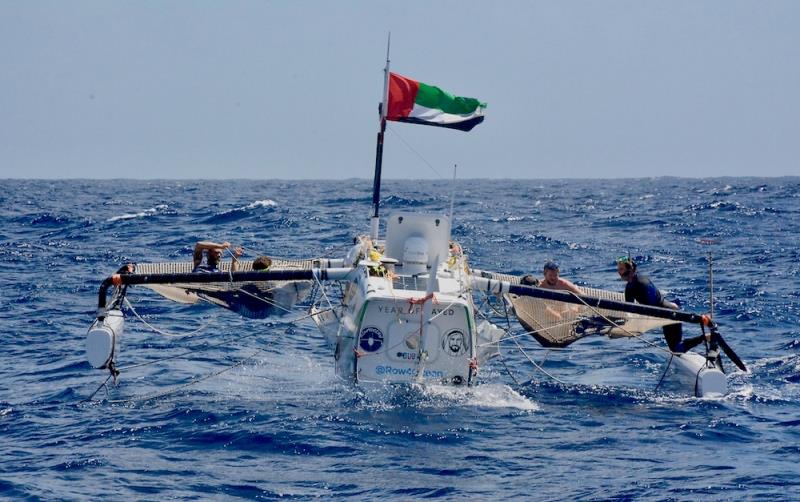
[
  {"left": 442, "top": 329, "right": 467, "bottom": 357},
  {"left": 359, "top": 327, "right": 384, "bottom": 352}
]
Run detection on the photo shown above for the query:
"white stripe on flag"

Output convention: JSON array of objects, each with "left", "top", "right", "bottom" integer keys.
[{"left": 408, "top": 104, "right": 483, "bottom": 124}]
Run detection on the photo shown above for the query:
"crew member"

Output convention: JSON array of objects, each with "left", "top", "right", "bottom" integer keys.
[
  {"left": 193, "top": 241, "right": 242, "bottom": 273},
  {"left": 538, "top": 260, "right": 583, "bottom": 295},
  {"left": 616, "top": 256, "right": 707, "bottom": 353}
]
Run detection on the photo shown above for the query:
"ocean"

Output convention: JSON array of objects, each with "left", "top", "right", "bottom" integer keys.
[{"left": 1, "top": 178, "right": 798, "bottom": 500}]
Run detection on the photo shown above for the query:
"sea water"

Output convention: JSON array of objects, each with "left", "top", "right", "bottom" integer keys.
[{"left": 1, "top": 178, "right": 798, "bottom": 500}]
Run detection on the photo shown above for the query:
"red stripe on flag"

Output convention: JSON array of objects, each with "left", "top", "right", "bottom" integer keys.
[{"left": 386, "top": 73, "right": 419, "bottom": 120}]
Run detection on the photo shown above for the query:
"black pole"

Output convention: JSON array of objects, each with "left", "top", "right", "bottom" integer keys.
[
  {"left": 370, "top": 34, "right": 391, "bottom": 239},
  {"left": 506, "top": 283, "right": 711, "bottom": 326},
  {"left": 97, "top": 269, "right": 323, "bottom": 309},
  {"left": 372, "top": 116, "right": 386, "bottom": 220}
]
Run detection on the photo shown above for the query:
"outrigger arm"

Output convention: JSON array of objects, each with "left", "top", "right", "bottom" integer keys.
[
  {"left": 470, "top": 274, "right": 747, "bottom": 372},
  {"left": 96, "top": 267, "right": 357, "bottom": 314}
]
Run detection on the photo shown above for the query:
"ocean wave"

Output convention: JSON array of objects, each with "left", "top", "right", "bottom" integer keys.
[
  {"left": 242, "top": 199, "right": 276, "bottom": 210},
  {"left": 381, "top": 194, "right": 425, "bottom": 207},
  {"left": 107, "top": 204, "right": 169, "bottom": 222},
  {"left": 18, "top": 212, "right": 75, "bottom": 226},
  {"left": 323, "top": 196, "right": 371, "bottom": 205},
  {"left": 201, "top": 199, "right": 277, "bottom": 223}
]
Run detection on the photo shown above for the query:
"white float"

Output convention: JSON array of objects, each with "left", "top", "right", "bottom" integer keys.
[
  {"left": 670, "top": 351, "right": 727, "bottom": 397},
  {"left": 86, "top": 309, "right": 124, "bottom": 369}
]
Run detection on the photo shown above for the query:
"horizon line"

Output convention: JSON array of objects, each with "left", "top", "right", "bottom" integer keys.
[{"left": 3, "top": 175, "right": 799, "bottom": 182}]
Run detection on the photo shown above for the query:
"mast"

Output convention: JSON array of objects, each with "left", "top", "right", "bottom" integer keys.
[{"left": 370, "top": 34, "right": 391, "bottom": 241}]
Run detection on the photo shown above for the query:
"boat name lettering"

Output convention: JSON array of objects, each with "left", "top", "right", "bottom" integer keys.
[
  {"left": 375, "top": 365, "right": 444, "bottom": 378},
  {"left": 376, "top": 306, "right": 455, "bottom": 316}
]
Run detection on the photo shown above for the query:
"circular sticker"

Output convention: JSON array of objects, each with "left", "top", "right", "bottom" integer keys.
[
  {"left": 359, "top": 327, "right": 384, "bottom": 352},
  {"left": 442, "top": 329, "right": 467, "bottom": 357}
]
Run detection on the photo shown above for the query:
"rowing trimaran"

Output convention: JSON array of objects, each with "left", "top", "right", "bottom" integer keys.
[{"left": 86, "top": 50, "right": 746, "bottom": 398}]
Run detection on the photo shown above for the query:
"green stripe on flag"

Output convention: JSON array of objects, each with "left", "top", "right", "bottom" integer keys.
[{"left": 415, "top": 82, "right": 485, "bottom": 115}]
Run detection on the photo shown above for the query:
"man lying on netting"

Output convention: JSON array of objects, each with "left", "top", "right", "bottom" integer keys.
[{"left": 193, "top": 241, "right": 243, "bottom": 273}]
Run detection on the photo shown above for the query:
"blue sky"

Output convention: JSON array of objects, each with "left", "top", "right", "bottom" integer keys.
[{"left": 1, "top": 1, "right": 798, "bottom": 179}]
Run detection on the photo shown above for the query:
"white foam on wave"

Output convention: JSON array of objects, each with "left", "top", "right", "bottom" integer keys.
[
  {"left": 490, "top": 215, "right": 528, "bottom": 223},
  {"left": 422, "top": 383, "right": 538, "bottom": 411},
  {"left": 206, "top": 349, "right": 337, "bottom": 403},
  {"left": 243, "top": 199, "right": 277, "bottom": 210},
  {"left": 726, "top": 383, "right": 757, "bottom": 401},
  {"left": 107, "top": 204, "right": 169, "bottom": 222},
  {"left": 709, "top": 200, "right": 741, "bottom": 209},
  {"left": 214, "top": 199, "right": 278, "bottom": 217}
]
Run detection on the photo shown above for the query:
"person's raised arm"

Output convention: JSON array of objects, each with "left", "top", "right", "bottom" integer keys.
[
  {"left": 229, "top": 246, "right": 244, "bottom": 272},
  {"left": 193, "top": 241, "right": 231, "bottom": 267}
]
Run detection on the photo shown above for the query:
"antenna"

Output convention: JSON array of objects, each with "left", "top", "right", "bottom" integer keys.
[
  {"left": 448, "top": 164, "right": 457, "bottom": 222},
  {"left": 708, "top": 251, "right": 714, "bottom": 319},
  {"left": 698, "top": 239, "right": 718, "bottom": 319}
]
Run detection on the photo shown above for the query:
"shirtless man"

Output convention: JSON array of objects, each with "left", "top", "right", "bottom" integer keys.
[
  {"left": 539, "top": 261, "right": 583, "bottom": 295},
  {"left": 193, "top": 241, "right": 243, "bottom": 273}
]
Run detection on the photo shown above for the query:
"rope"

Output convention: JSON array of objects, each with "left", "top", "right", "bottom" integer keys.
[
  {"left": 539, "top": 349, "right": 551, "bottom": 367},
  {"left": 306, "top": 280, "right": 320, "bottom": 314},
  {"left": 105, "top": 348, "right": 264, "bottom": 405},
  {"left": 509, "top": 334, "right": 566, "bottom": 385},
  {"left": 564, "top": 291, "right": 677, "bottom": 356},
  {"left": 117, "top": 330, "right": 261, "bottom": 372},
  {"left": 116, "top": 308, "right": 330, "bottom": 373},
  {"left": 653, "top": 353, "right": 674, "bottom": 393},
  {"left": 124, "top": 298, "right": 216, "bottom": 337},
  {"left": 498, "top": 352, "right": 521, "bottom": 387},
  {"left": 475, "top": 319, "right": 586, "bottom": 348},
  {"left": 485, "top": 295, "right": 508, "bottom": 318},
  {"left": 493, "top": 289, "right": 566, "bottom": 385},
  {"left": 694, "top": 364, "right": 704, "bottom": 397},
  {"left": 232, "top": 286, "right": 296, "bottom": 315},
  {"left": 386, "top": 124, "right": 444, "bottom": 178},
  {"left": 312, "top": 270, "right": 335, "bottom": 312},
  {"left": 82, "top": 373, "right": 114, "bottom": 403}
]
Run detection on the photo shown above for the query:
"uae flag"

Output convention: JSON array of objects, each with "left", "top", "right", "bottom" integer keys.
[{"left": 385, "top": 72, "right": 486, "bottom": 131}]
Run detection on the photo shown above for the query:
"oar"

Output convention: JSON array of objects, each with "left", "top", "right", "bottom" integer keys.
[{"left": 710, "top": 326, "right": 747, "bottom": 372}]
